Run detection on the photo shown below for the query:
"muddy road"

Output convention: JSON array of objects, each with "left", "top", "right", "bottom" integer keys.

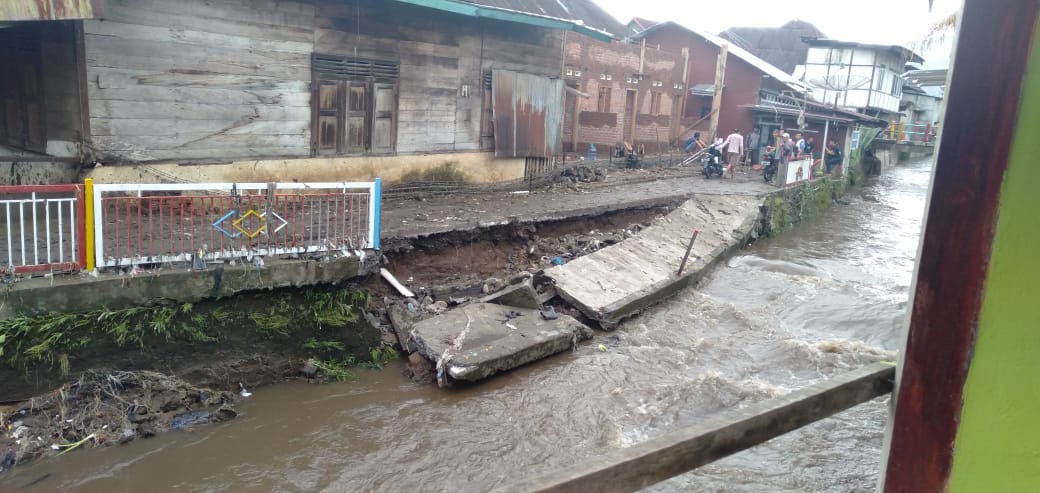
[{"left": 2, "top": 158, "right": 931, "bottom": 492}]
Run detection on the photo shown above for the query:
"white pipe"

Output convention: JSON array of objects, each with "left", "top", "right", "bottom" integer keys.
[{"left": 380, "top": 268, "right": 415, "bottom": 298}]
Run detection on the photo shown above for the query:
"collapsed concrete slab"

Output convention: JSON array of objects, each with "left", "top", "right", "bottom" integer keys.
[
  {"left": 410, "top": 303, "right": 593, "bottom": 382},
  {"left": 544, "top": 195, "right": 761, "bottom": 328}
]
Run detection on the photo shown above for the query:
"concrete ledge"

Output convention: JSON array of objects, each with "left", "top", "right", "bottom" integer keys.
[{"left": 4, "top": 256, "right": 372, "bottom": 317}]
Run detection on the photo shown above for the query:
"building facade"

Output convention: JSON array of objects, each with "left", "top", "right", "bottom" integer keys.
[
  {"left": 801, "top": 40, "right": 924, "bottom": 118},
  {"left": 0, "top": 0, "right": 622, "bottom": 185}
]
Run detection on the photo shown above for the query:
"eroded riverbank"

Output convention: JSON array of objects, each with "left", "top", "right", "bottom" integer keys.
[{"left": 1, "top": 164, "right": 897, "bottom": 487}]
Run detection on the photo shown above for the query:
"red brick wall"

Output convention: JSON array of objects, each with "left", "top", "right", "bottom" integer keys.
[
  {"left": 643, "top": 27, "right": 772, "bottom": 142},
  {"left": 564, "top": 33, "right": 685, "bottom": 153}
]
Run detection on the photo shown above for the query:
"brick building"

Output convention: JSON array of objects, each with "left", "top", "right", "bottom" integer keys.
[
  {"left": 632, "top": 21, "right": 810, "bottom": 146},
  {"left": 561, "top": 34, "right": 687, "bottom": 154}
]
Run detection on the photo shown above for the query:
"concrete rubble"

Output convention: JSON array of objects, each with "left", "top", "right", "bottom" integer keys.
[{"left": 409, "top": 302, "right": 593, "bottom": 382}]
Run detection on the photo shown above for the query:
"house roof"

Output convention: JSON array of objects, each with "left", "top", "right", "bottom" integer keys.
[
  {"left": 718, "top": 20, "right": 827, "bottom": 74},
  {"left": 461, "top": 0, "right": 626, "bottom": 38},
  {"left": 804, "top": 39, "right": 925, "bottom": 64},
  {"left": 626, "top": 16, "right": 659, "bottom": 35},
  {"left": 632, "top": 21, "right": 810, "bottom": 93},
  {"left": 390, "top": 0, "right": 619, "bottom": 41}
]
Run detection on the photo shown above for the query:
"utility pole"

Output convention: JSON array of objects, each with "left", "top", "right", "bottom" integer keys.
[{"left": 708, "top": 43, "right": 728, "bottom": 142}]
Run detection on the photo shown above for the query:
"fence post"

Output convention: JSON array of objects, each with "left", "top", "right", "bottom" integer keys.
[
  {"left": 371, "top": 177, "right": 381, "bottom": 250},
  {"left": 84, "top": 178, "right": 95, "bottom": 271}
]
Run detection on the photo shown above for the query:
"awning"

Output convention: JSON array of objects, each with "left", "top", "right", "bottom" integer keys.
[
  {"left": 690, "top": 84, "right": 715, "bottom": 96},
  {"left": 0, "top": 0, "right": 103, "bottom": 21},
  {"left": 742, "top": 104, "right": 887, "bottom": 127},
  {"left": 388, "top": 0, "right": 615, "bottom": 41}
]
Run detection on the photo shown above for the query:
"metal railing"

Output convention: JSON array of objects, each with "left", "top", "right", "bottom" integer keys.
[
  {"left": 885, "top": 122, "right": 937, "bottom": 143},
  {"left": 0, "top": 184, "right": 86, "bottom": 274},
  {"left": 91, "top": 180, "right": 381, "bottom": 269}
]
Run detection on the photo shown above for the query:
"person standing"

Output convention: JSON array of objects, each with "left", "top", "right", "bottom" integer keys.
[
  {"left": 746, "top": 127, "right": 761, "bottom": 166},
  {"left": 825, "top": 139, "right": 844, "bottom": 174},
  {"left": 723, "top": 128, "right": 743, "bottom": 178},
  {"left": 794, "top": 132, "right": 806, "bottom": 158},
  {"left": 803, "top": 136, "right": 816, "bottom": 160}
]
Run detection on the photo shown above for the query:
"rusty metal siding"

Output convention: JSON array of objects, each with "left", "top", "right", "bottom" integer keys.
[
  {"left": 492, "top": 69, "right": 564, "bottom": 158},
  {"left": 0, "top": 0, "right": 103, "bottom": 21}
]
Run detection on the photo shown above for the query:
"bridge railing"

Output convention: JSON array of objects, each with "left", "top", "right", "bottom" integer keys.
[
  {"left": 884, "top": 122, "right": 938, "bottom": 143},
  {"left": 90, "top": 180, "right": 381, "bottom": 269},
  {"left": 0, "top": 184, "right": 86, "bottom": 274}
]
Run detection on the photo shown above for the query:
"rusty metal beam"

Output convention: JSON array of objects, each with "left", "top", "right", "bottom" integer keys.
[
  {"left": 0, "top": 0, "right": 104, "bottom": 21},
  {"left": 495, "top": 363, "right": 895, "bottom": 493}
]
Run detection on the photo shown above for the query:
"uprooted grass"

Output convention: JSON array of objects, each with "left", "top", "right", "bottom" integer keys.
[
  {"left": 0, "top": 287, "right": 373, "bottom": 376},
  {"left": 0, "top": 369, "right": 237, "bottom": 468}
]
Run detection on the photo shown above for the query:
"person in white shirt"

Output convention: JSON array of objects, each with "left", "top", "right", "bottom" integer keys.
[{"left": 723, "top": 129, "right": 744, "bottom": 178}]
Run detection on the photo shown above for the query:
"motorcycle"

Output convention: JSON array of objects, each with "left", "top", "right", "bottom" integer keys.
[
  {"left": 701, "top": 143, "right": 725, "bottom": 179},
  {"left": 761, "top": 151, "right": 778, "bottom": 183}
]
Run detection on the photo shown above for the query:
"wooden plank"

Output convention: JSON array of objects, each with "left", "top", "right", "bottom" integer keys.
[
  {"left": 87, "top": 67, "right": 306, "bottom": 91},
  {"left": 95, "top": 146, "right": 310, "bottom": 162},
  {"left": 98, "top": 0, "right": 315, "bottom": 37},
  {"left": 85, "top": 20, "right": 313, "bottom": 54},
  {"left": 93, "top": 133, "right": 307, "bottom": 151},
  {"left": 881, "top": 1, "right": 1040, "bottom": 491},
  {"left": 85, "top": 35, "right": 310, "bottom": 79},
  {"left": 496, "top": 363, "right": 895, "bottom": 493},
  {"left": 90, "top": 118, "right": 308, "bottom": 137},
  {"left": 88, "top": 100, "right": 309, "bottom": 121},
  {"left": 89, "top": 83, "right": 309, "bottom": 107}
]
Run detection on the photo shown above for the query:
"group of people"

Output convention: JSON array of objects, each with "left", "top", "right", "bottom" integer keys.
[{"left": 684, "top": 127, "right": 845, "bottom": 179}]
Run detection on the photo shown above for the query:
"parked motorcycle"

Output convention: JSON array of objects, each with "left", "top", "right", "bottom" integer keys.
[
  {"left": 761, "top": 151, "right": 778, "bottom": 183},
  {"left": 701, "top": 142, "right": 725, "bottom": 179}
]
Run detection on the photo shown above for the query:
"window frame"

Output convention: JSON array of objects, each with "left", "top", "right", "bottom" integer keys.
[
  {"left": 649, "top": 91, "right": 662, "bottom": 115},
  {"left": 597, "top": 86, "right": 612, "bottom": 113},
  {"left": 311, "top": 54, "right": 399, "bottom": 157}
]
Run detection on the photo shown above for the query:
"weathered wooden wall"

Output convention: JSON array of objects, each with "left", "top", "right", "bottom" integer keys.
[
  {"left": 313, "top": 0, "right": 561, "bottom": 155},
  {"left": 83, "top": 0, "right": 316, "bottom": 162},
  {"left": 82, "top": 0, "right": 562, "bottom": 163}
]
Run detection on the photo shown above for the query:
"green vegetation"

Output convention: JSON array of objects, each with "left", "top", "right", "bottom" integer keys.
[
  {"left": 367, "top": 345, "right": 401, "bottom": 370},
  {"left": 765, "top": 178, "right": 845, "bottom": 237},
  {"left": 0, "top": 287, "right": 375, "bottom": 377},
  {"left": 848, "top": 127, "right": 882, "bottom": 187}
]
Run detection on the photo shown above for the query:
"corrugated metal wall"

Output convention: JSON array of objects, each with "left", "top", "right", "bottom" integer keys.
[{"left": 492, "top": 69, "right": 564, "bottom": 158}]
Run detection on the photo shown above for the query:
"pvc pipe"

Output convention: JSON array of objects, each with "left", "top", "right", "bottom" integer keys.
[{"left": 380, "top": 268, "right": 415, "bottom": 298}]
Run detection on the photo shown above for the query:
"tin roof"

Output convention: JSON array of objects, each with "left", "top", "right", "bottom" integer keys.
[
  {"left": 632, "top": 21, "right": 811, "bottom": 93},
  {"left": 804, "top": 39, "right": 925, "bottom": 64},
  {"left": 464, "top": 0, "right": 626, "bottom": 38},
  {"left": 395, "top": 0, "right": 623, "bottom": 40}
]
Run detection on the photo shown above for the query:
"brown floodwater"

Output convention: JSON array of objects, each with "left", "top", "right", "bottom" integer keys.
[{"left": 2, "top": 158, "right": 933, "bottom": 492}]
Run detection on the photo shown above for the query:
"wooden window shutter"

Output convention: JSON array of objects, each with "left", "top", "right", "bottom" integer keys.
[
  {"left": 311, "top": 54, "right": 399, "bottom": 156},
  {"left": 371, "top": 83, "right": 395, "bottom": 153}
]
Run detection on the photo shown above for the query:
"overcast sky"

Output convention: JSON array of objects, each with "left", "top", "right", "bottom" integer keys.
[{"left": 594, "top": 0, "right": 961, "bottom": 65}]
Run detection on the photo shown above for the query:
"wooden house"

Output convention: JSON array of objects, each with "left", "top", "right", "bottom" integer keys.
[{"left": 0, "top": 0, "right": 622, "bottom": 185}]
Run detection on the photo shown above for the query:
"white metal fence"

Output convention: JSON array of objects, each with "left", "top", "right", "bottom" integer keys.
[{"left": 0, "top": 184, "right": 85, "bottom": 274}]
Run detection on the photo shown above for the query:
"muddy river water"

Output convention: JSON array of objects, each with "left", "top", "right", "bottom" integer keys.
[{"left": 7, "top": 158, "right": 932, "bottom": 492}]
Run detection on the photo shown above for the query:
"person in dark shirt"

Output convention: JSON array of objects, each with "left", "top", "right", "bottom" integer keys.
[{"left": 825, "top": 139, "right": 844, "bottom": 174}]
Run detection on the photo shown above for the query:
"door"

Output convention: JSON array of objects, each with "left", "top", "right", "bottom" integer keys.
[{"left": 623, "top": 89, "right": 636, "bottom": 146}]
